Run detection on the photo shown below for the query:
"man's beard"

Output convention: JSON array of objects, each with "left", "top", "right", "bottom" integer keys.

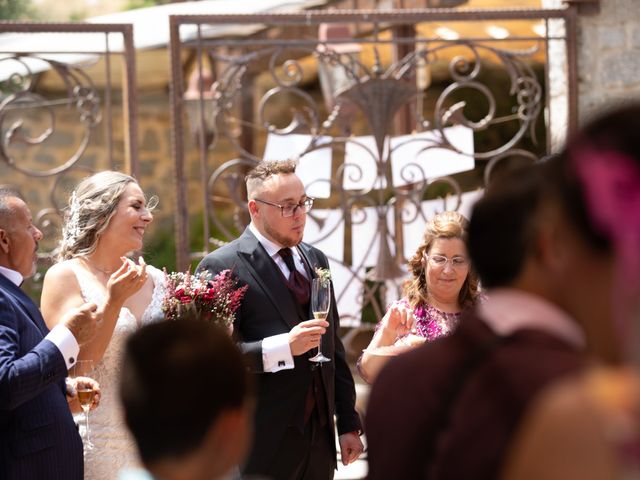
[{"left": 264, "top": 222, "right": 303, "bottom": 248}]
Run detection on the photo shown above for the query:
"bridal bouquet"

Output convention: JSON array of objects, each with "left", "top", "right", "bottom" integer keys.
[{"left": 162, "top": 269, "right": 248, "bottom": 329}]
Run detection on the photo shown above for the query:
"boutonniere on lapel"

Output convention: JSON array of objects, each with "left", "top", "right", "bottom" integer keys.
[
  {"left": 162, "top": 269, "right": 248, "bottom": 334},
  {"left": 314, "top": 267, "right": 332, "bottom": 288}
]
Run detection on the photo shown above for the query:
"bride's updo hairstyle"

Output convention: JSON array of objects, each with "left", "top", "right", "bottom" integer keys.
[
  {"left": 404, "top": 211, "right": 479, "bottom": 310},
  {"left": 58, "top": 170, "right": 145, "bottom": 260}
]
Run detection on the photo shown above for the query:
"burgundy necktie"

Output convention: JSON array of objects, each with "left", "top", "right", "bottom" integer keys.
[{"left": 278, "top": 248, "right": 310, "bottom": 305}]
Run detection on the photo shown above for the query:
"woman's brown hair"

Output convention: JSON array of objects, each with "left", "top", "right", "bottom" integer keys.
[{"left": 403, "top": 211, "right": 479, "bottom": 310}]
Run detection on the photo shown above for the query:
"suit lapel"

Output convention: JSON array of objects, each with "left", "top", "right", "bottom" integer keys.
[
  {"left": 236, "top": 230, "right": 303, "bottom": 330},
  {"left": 0, "top": 274, "right": 49, "bottom": 337}
]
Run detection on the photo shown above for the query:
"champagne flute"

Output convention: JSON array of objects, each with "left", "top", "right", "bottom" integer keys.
[
  {"left": 71, "top": 360, "right": 95, "bottom": 452},
  {"left": 310, "top": 277, "right": 331, "bottom": 364}
]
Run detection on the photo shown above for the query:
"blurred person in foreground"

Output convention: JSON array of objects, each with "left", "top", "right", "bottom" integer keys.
[
  {"left": 503, "top": 104, "right": 640, "bottom": 480},
  {"left": 118, "top": 317, "right": 252, "bottom": 480},
  {"left": 357, "top": 211, "right": 480, "bottom": 384},
  {"left": 0, "top": 187, "right": 100, "bottom": 480},
  {"left": 366, "top": 158, "right": 617, "bottom": 479}
]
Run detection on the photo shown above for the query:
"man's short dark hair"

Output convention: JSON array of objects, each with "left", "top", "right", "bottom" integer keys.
[
  {"left": 468, "top": 164, "right": 546, "bottom": 288},
  {"left": 245, "top": 159, "right": 298, "bottom": 199},
  {"left": 120, "top": 318, "right": 250, "bottom": 464}
]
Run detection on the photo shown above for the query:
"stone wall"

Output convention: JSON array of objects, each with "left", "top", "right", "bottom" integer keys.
[{"left": 546, "top": 0, "right": 640, "bottom": 124}]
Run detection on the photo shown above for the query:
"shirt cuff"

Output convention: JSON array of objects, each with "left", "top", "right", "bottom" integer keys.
[
  {"left": 45, "top": 324, "right": 80, "bottom": 371},
  {"left": 262, "top": 333, "right": 294, "bottom": 372}
]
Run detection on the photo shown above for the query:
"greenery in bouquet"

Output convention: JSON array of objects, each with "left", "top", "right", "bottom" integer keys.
[{"left": 162, "top": 269, "right": 248, "bottom": 329}]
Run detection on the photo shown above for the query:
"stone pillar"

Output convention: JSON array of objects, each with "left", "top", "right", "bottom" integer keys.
[{"left": 546, "top": 0, "right": 640, "bottom": 132}]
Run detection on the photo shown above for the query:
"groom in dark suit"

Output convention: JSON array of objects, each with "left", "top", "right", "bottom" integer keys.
[
  {"left": 0, "top": 188, "right": 100, "bottom": 480},
  {"left": 197, "top": 160, "right": 363, "bottom": 479}
]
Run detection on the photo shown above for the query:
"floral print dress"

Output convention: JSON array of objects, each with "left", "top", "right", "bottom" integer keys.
[{"left": 356, "top": 298, "right": 462, "bottom": 384}]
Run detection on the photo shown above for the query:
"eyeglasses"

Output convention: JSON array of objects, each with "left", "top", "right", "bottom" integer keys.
[
  {"left": 425, "top": 254, "right": 469, "bottom": 269},
  {"left": 254, "top": 197, "right": 314, "bottom": 217}
]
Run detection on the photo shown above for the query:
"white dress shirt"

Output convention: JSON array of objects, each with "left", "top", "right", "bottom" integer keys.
[
  {"left": 0, "top": 265, "right": 80, "bottom": 370},
  {"left": 249, "top": 223, "right": 309, "bottom": 373}
]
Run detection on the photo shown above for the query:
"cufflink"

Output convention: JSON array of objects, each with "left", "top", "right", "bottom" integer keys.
[{"left": 278, "top": 360, "right": 285, "bottom": 367}]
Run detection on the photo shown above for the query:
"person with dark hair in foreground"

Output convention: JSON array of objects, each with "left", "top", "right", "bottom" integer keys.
[
  {"left": 366, "top": 160, "right": 616, "bottom": 479},
  {"left": 118, "top": 318, "right": 253, "bottom": 480},
  {"left": 502, "top": 104, "right": 640, "bottom": 480}
]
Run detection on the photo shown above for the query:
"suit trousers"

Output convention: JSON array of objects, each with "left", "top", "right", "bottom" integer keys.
[{"left": 264, "top": 411, "right": 335, "bottom": 480}]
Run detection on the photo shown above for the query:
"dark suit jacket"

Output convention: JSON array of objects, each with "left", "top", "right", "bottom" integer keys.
[
  {"left": 196, "top": 228, "right": 362, "bottom": 474},
  {"left": 0, "top": 273, "right": 83, "bottom": 480},
  {"left": 366, "top": 310, "right": 586, "bottom": 480}
]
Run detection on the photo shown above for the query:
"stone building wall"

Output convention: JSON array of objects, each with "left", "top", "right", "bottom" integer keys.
[{"left": 545, "top": 0, "right": 640, "bottom": 125}]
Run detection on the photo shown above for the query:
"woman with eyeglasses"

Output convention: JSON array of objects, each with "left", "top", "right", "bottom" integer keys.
[{"left": 357, "top": 210, "right": 481, "bottom": 384}]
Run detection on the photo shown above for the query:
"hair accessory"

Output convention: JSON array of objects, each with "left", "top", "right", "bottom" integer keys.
[
  {"left": 573, "top": 146, "right": 640, "bottom": 358},
  {"left": 62, "top": 191, "right": 82, "bottom": 248}
]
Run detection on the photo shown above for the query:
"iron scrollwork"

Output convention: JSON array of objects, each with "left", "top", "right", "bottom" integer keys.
[
  {"left": 194, "top": 24, "right": 547, "bottom": 324},
  {"left": 0, "top": 55, "right": 101, "bottom": 177}
]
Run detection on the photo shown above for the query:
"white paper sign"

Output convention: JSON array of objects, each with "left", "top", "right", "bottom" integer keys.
[
  {"left": 264, "top": 133, "right": 332, "bottom": 198},
  {"left": 328, "top": 260, "right": 365, "bottom": 327},
  {"left": 351, "top": 206, "right": 396, "bottom": 269},
  {"left": 401, "top": 189, "right": 485, "bottom": 260},
  {"left": 303, "top": 208, "right": 345, "bottom": 263},
  {"left": 342, "top": 136, "right": 389, "bottom": 190},
  {"left": 390, "top": 125, "right": 475, "bottom": 187}
]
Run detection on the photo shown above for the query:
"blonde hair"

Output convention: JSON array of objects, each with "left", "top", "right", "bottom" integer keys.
[
  {"left": 58, "top": 171, "right": 139, "bottom": 260},
  {"left": 403, "top": 211, "right": 479, "bottom": 309}
]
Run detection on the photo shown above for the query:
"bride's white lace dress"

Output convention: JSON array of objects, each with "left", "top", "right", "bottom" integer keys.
[{"left": 72, "top": 264, "right": 166, "bottom": 480}]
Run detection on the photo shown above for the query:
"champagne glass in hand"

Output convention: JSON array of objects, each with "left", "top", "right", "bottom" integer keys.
[
  {"left": 310, "top": 277, "right": 331, "bottom": 364},
  {"left": 71, "top": 360, "right": 95, "bottom": 452}
]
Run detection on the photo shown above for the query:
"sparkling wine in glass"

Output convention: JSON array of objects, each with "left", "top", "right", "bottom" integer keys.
[
  {"left": 310, "top": 277, "right": 331, "bottom": 364},
  {"left": 77, "top": 389, "right": 96, "bottom": 410},
  {"left": 71, "top": 360, "right": 95, "bottom": 452}
]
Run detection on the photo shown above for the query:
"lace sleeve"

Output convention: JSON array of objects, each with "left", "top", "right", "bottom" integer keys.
[{"left": 141, "top": 265, "right": 167, "bottom": 325}]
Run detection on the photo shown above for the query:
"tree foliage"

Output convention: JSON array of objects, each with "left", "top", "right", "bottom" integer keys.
[{"left": 0, "top": 0, "right": 33, "bottom": 20}]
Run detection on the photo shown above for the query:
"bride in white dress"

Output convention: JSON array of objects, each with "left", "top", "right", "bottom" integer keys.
[{"left": 41, "top": 171, "right": 166, "bottom": 479}]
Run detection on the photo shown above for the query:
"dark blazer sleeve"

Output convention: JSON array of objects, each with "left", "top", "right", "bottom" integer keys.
[
  {"left": 315, "top": 250, "right": 362, "bottom": 435},
  {"left": 196, "top": 253, "right": 265, "bottom": 372},
  {"left": 0, "top": 291, "right": 68, "bottom": 412}
]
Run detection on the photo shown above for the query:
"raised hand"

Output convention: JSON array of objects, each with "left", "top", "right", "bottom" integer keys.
[
  {"left": 62, "top": 302, "right": 99, "bottom": 346},
  {"left": 288, "top": 318, "right": 329, "bottom": 356},
  {"left": 380, "top": 303, "right": 415, "bottom": 339},
  {"left": 105, "top": 256, "right": 148, "bottom": 306}
]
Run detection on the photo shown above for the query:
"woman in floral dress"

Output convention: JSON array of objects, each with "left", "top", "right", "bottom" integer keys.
[{"left": 357, "top": 211, "right": 480, "bottom": 384}]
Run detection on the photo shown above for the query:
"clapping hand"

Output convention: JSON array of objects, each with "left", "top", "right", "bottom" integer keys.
[
  {"left": 62, "top": 302, "right": 99, "bottom": 346},
  {"left": 380, "top": 303, "right": 416, "bottom": 339},
  {"left": 105, "top": 256, "right": 148, "bottom": 306}
]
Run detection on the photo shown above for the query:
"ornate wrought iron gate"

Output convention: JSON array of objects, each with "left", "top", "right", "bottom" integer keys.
[
  {"left": 169, "top": 7, "right": 578, "bottom": 325},
  {"left": 0, "top": 23, "right": 139, "bottom": 283}
]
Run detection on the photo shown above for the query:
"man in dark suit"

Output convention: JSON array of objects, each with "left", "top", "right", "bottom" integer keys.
[
  {"left": 366, "top": 161, "right": 615, "bottom": 479},
  {"left": 197, "top": 160, "right": 363, "bottom": 479},
  {"left": 0, "top": 188, "right": 100, "bottom": 480}
]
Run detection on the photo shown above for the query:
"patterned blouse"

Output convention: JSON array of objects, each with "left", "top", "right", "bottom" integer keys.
[
  {"left": 392, "top": 297, "right": 462, "bottom": 342},
  {"left": 356, "top": 297, "right": 462, "bottom": 384}
]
